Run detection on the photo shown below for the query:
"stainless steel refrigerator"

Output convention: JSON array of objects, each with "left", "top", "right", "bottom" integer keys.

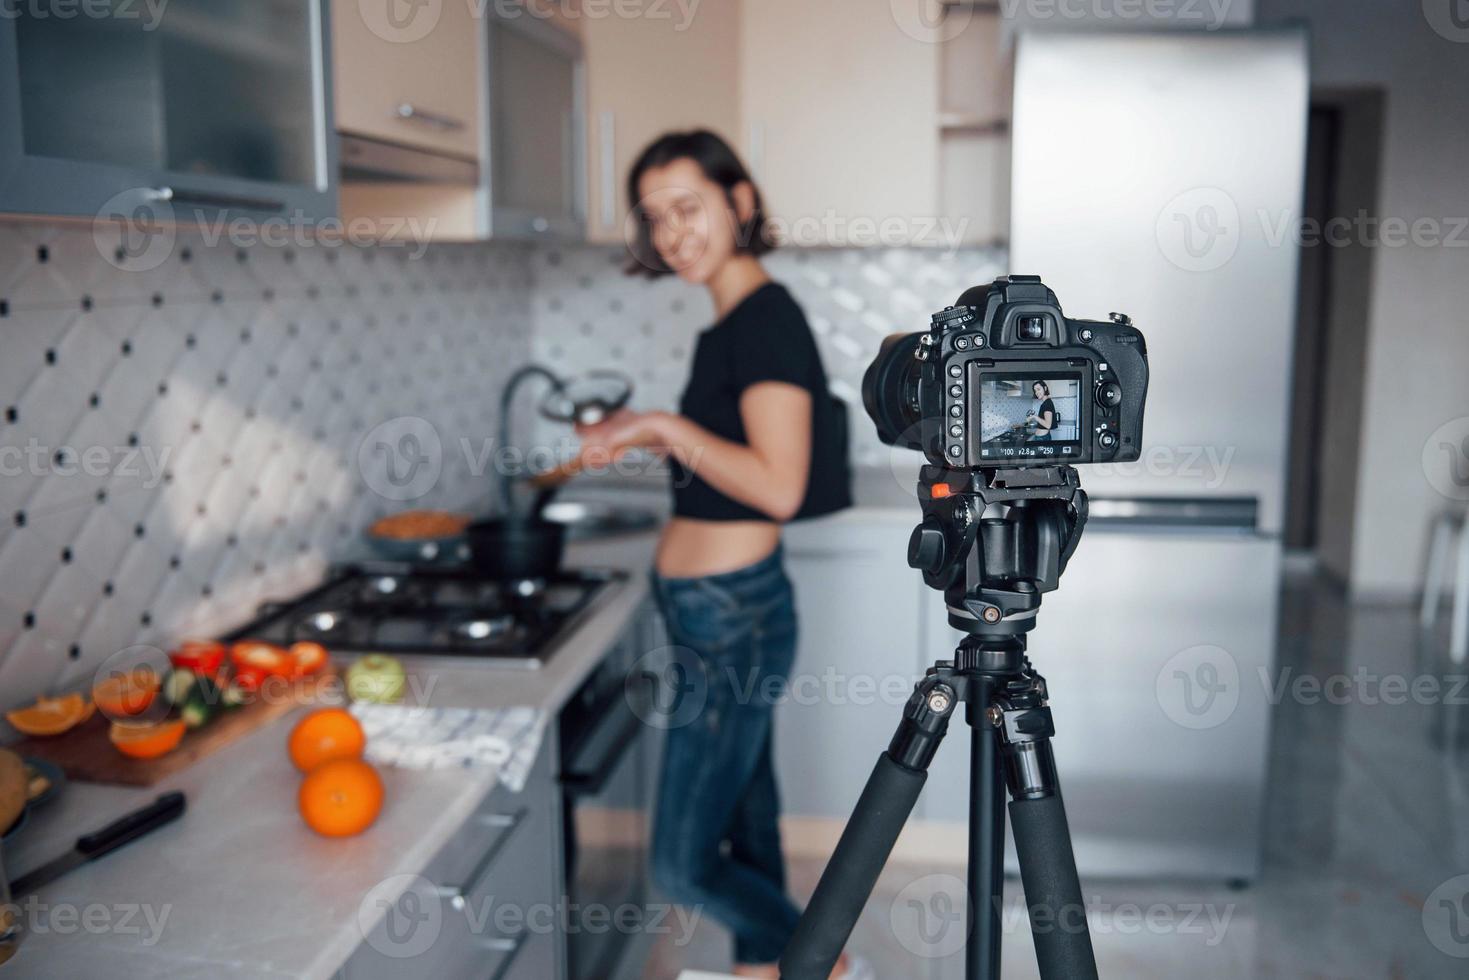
[{"left": 930, "top": 29, "right": 1308, "bottom": 880}]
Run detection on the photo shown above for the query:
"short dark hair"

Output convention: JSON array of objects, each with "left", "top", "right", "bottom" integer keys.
[{"left": 624, "top": 129, "right": 775, "bottom": 278}]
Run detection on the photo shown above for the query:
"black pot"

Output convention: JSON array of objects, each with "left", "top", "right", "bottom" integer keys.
[{"left": 466, "top": 518, "right": 566, "bottom": 580}]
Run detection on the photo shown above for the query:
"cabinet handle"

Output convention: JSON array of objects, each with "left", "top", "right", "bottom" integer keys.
[
  {"left": 154, "top": 187, "right": 285, "bottom": 213},
  {"left": 394, "top": 103, "right": 466, "bottom": 131},
  {"left": 598, "top": 110, "right": 616, "bottom": 229},
  {"left": 478, "top": 933, "right": 528, "bottom": 980},
  {"left": 433, "top": 809, "right": 525, "bottom": 911},
  {"left": 530, "top": 216, "right": 550, "bottom": 233}
]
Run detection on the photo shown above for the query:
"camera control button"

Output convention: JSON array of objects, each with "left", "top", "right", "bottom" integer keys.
[
  {"left": 1096, "top": 381, "right": 1123, "bottom": 408},
  {"left": 1098, "top": 431, "right": 1118, "bottom": 450},
  {"left": 1079, "top": 328, "right": 1094, "bottom": 343},
  {"left": 949, "top": 405, "right": 963, "bottom": 418},
  {"left": 949, "top": 424, "right": 963, "bottom": 437},
  {"left": 949, "top": 385, "right": 963, "bottom": 398},
  {"left": 948, "top": 445, "right": 963, "bottom": 459},
  {"left": 948, "top": 365, "right": 963, "bottom": 378},
  {"left": 908, "top": 521, "right": 947, "bottom": 573},
  {"left": 955, "top": 337, "right": 970, "bottom": 350}
]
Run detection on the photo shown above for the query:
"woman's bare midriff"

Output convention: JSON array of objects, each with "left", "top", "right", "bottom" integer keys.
[{"left": 654, "top": 517, "right": 782, "bottom": 578}]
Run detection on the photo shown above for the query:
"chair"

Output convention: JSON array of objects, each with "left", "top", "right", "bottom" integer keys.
[{"left": 1421, "top": 509, "right": 1469, "bottom": 664}]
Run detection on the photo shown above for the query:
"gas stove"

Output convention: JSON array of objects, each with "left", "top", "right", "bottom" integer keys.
[{"left": 228, "top": 565, "right": 626, "bottom": 668}]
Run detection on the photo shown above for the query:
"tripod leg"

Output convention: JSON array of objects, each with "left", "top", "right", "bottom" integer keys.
[
  {"left": 779, "top": 677, "right": 957, "bottom": 980},
  {"left": 996, "top": 690, "right": 1099, "bottom": 980},
  {"left": 967, "top": 697, "right": 1006, "bottom": 980}
]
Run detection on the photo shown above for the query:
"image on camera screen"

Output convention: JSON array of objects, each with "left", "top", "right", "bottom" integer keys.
[{"left": 977, "top": 374, "right": 1082, "bottom": 461}]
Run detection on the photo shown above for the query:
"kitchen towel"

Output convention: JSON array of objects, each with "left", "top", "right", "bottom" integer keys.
[{"left": 348, "top": 704, "right": 545, "bottom": 792}]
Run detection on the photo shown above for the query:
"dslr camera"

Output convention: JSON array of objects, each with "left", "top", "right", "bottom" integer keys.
[{"left": 864, "top": 275, "right": 1148, "bottom": 469}]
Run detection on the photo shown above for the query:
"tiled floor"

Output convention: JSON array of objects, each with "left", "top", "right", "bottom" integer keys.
[{"left": 641, "top": 571, "right": 1469, "bottom": 978}]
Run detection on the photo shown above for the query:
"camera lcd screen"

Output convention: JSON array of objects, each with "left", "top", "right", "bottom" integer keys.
[{"left": 974, "top": 372, "right": 1084, "bottom": 462}]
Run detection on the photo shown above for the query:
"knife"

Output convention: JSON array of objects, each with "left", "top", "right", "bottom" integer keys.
[{"left": 8, "top": 791, "right": 186, "bottom": 896}]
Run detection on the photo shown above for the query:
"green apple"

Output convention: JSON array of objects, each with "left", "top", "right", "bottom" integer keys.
[{"left": 345, "top": 654, "right": 408, "bottom": 704}]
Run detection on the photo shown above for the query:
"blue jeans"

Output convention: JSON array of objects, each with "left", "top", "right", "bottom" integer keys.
[{"left": 650, "top": 546, "right": 801, "bottom": 966}]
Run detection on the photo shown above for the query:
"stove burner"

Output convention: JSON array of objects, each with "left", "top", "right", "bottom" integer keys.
[
  {"left": 448, "top": 614, "right": 517, "bottom": 643},
  {"left": 301, "top": 610, "right": 348, "bottom": 636},
  {"left": 509, "top": 578, "right": 546, "bottom": 598},
  {"left": 235, "top": 566, "right": 623, "bottom": 663}
]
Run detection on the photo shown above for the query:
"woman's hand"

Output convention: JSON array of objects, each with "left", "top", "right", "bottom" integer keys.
[{"left": 574, "top": 409, "right": 672, "bottom": 463}]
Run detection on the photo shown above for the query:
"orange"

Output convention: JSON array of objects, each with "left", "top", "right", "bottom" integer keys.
[
  {"left": 6, "top": 693, "right": 95, "bottom": 736},
  {"left": 287, "top": 708, "right": 367, "bottom": 773},
  {"left": 108, "top": 719, "right": 186, "bottom": 759},
  {"left": 92, "top": 670, "right": 162, "bottom": 718},
  {"left": 298, "top": 758, "right": 384, "bottom": 838}
]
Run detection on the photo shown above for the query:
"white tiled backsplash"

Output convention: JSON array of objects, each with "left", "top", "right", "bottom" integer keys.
[
  {"left": 529, "top": 244, "right": 1007, "bottom": 466},
  {"left": 0, "top": 225, "right": 1004, "bottom": 718}
]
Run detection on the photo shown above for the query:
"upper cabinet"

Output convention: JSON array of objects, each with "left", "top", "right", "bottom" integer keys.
[
  {"left": 484, "top": 13, "right": 585, "bottom": 238},
  {"left": 0, "top": 0, "right": 336, "bottom": 220},
  {"left": 582, "top": 0, "right": 739, "bottom": 244},
  {"left": 739, "top": 0, "right": 940, "bottom": 247},
  {"left": 330, "top": 0, "right": 481, "bottom": 161}
]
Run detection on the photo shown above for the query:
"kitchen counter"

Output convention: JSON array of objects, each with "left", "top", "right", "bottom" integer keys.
[{"left": 0, "top": 531, "right": 659, "bottom": 980}]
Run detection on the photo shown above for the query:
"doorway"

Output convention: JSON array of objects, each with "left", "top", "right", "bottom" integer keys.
[{"left": 1283, "top": 90, "right": 1384, "bottom": 587}]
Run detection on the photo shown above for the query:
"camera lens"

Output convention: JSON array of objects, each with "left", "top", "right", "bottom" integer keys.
[{"left": 1018, "top": 315, "right": 1046, "bottom": 341}]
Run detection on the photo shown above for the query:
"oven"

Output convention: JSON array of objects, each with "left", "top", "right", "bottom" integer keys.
[{"left": 558, "top": 610, "right": 658, "bottom": 980}]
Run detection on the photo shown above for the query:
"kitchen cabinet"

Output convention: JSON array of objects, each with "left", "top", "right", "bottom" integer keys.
[
  {"left": 739, "top": 0, "right": 940, "bottom": 246},
  {"left": 0, "top": 0, "right": 336, "bottom": 220},
  {"left": 484, "top": 12, "right": 586, "bottom": 238},
  {"left": 777, "top": 513, "right": 928, "bottom": 819},
  {"left": 581, "top": 0, "right": 740, "bottom": 243},
  {"left": 339, "top": 737, "right": 561, "bottom": 980},
  {"left": 330, "top": 0, "right": 481, "bottom": 161}
]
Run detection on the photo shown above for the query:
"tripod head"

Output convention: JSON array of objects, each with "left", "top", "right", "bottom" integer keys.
[{"left": 906, "top": 465, "right": 1088, "bottom": 639}]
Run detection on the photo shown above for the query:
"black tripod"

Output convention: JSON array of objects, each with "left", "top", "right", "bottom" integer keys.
[{"left": 780, "top": 465, "right": 1100, "bottom": 980}]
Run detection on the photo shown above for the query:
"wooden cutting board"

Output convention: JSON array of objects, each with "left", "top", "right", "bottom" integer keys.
[{"left": 12, "top": 673, "right": 339, "bottom": 787}]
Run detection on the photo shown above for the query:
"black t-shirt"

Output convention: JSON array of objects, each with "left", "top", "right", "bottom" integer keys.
[
  {"left": 1035, "top": 397, "right": 1057, "bottom": 439},
  {"left": 671, "top": 282, "right": 852, "bottom": 522}
]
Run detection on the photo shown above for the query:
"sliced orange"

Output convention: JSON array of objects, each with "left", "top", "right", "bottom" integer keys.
[
  {"left": 6, "top": 693, "right": 95, "bottom": 736},
  {"left": 108, "top": 719, "right": 186, "bottom": 759},
  {"left": 93, "top": 669, "right": 162, "bottom": 718}
]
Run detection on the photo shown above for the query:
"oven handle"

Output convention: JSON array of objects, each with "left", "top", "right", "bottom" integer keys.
[{"left": 560, "top": 686, "right": 649, "bottom": 798}]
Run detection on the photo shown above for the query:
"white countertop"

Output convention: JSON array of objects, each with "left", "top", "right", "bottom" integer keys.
[{"left": 0, "top": 531, "right": 659, "bottom": 980}]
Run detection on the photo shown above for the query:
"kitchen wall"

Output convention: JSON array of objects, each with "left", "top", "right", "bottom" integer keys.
[
  {"left": 0, "top": 221, "right": 1006, "bottom": 722},
  {"left": 0, "top": 222, "right": 535, "bottom": 718},
  {"left": 528, "top": 243, "right": 1007, "bottom": 466},
  {"left": 1256, "top": 0, "right": 1469, "bottom": 599}
]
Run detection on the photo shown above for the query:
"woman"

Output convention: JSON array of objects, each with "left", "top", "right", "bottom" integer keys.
[
  {"left": 1028, "top": 380, "right": 1057, "bottom": 441},
  {"left": 573, "top": 130, "right": 862, "bottom": 980}
]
